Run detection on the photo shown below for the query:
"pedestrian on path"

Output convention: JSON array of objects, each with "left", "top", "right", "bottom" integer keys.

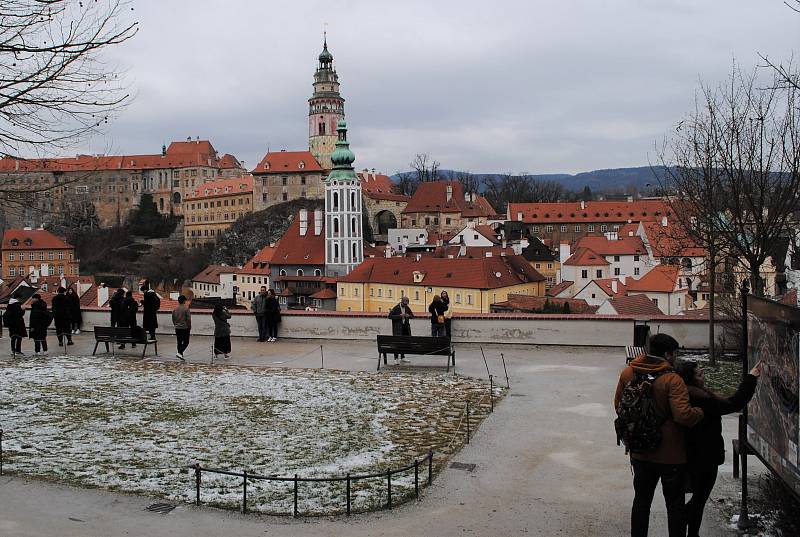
[
  {"left": 212, "top": 302, "right": 232, "bottom": 360},
  {"left": 172, "top": 295, "right": 191, "bottom": 361},
  {"left": 388, "top": 296, "right": 413, "bottom": 364},
  {"left": 3, "top": 297, "right": 27, "bottom": 356},
  {"left": 51, "top": 287, "right": 73, "bottom": 347},
  {"left": 65, "top": 287, "right": 82, "bottom": 334},
  {"left": 251, "top": 286, "right": 268, "bottom": 342},
  {"left": 28, "top": 294, "right": 52, "bottom": 356},
  {"left": 140, "top": 280, "right": 160, "bottom": 341},
  {"left": 440, "top": 290, "right": 452, "bottom": 337},
  {"left": 428, "top": 294, "right": 447, "bottom": 337},
  {"left": 265, "top": 288, "right": 280, "bottom": 342},
  {"left": 614, "top": 333, "right": 704, "bottom": 537},
  {"left": 119, "top": 290, "right": 139, "bottom": 350},
  {"left": 109, "top": 288, "right": 125, "bottom": 326}
]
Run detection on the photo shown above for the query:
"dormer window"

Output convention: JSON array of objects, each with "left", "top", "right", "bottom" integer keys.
[
  {"left": 23, "top": 238, "right": 32, "bottom": 246},
  {"left": 264, "top": 163, "right": 270, "bottom": 170},
  {"left": 298, "top": 161, "right": 305, "bottom": 169},
  {"left": 10, "top": 238, "right": 19, "bottom": 246}
]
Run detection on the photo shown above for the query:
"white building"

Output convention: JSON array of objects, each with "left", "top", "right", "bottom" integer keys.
[
  {"left": 388, "top": 228, "right": 428, "bottom": 253},
  {"left": 574, "top": 232, "right": 650, "bottom": 281}
]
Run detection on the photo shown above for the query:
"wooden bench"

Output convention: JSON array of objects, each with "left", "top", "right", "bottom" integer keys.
[
  {"left": 625, "top": 346, "right": 646, "bottom": 363},
  {"left": 376, "top": 335, "right": 455, "bottom": 371},
  {"left": 92, "top": 326, "right": 158, "bottom": 358}
]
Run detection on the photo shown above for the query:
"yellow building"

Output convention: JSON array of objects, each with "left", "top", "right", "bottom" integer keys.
[
  {"left": 183, "top": 175, "right": 254, "bottom": 248},
  {"left": 1, "top": 228, "right": 79, "bottom": 279},
  {"left": 337, "top": 256, "right": 546, "bottom": 314}
]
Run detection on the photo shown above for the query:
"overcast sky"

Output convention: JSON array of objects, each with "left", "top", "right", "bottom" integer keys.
[{"left": 77, "top": 0, "right": 800, "bottom": 175}]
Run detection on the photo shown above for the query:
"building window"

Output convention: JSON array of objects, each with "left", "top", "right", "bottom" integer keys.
[
  {"left": 545, "top": 225, "right": 553, "bottom": 232},
  {"left": 596, "top": 270, "right": 603, "bottom": 278},
  {"left": 339, "top": 287, "right": 345, "bottom": 296},
  {"left": 446, "top": 218, "right": 451, "bottom": 225},
  {"left": 574, "top": 225, "right": 581, "bottom": 232},
  {"left": 614, "top": 255, "right": 620, "bottom": 262},
  {"left": 370, "top": 288, "right": 374, "bottom": 297},
  {"left": 634, "top": 267, "right": 640, "bottom": 276},
  {"left": 588, "top": 224, "right": 595, "bottom": 232},
  {"left": 9, "top": 267, "right": 15, "bottom": 276},
  {"left": 547, "top": 263, "right": 553, "bottom": 269},
  {"left": 28, "top": 252, "right": 34, "bottom": 261},
  {"left": 39, "top": 252, "right": 44, "bottom": 261},
  {"left": 560, "top": 225, "right": 567, "bottom": 232},
  {"left": 282, "top": 176, "right": 288, "bottom": 186},
  {"left": 467, "top": 294, "right": 473, "bottom": 305},
  {"left": 282, "top": 193, "right": 288, "bottom": 201},
  {"left": 651, "top": 298, "right": 658, "bottom": 306},
  {"left": 634, "top": 255, "right": 640, "bottom": 262},
  {"left": 279, "top": 269, "right": 287, "bottom": 276},
  {"left": 600, "top": 225, "right": 607, "bottom": 232},
  {"left": 455, "top": 293, "right": 461, "bottom": 304},
  {"left": 614, "top": 267, "right": 621, "bottom": 276},
  {"left": 415, "top": 290, "right": 420, "bottom": 301},
  {"left": 388, "top": 289, "right": 393, "bottom": 298},
  {"left": 581, "top": 270, "right": 588, "bottom": 279},
  {"left": 353, "top": 287, "right": 359, "bottom": 297},
  {"left": 314, "top": 269, "right": 322, "bottom": 276},
  {"left": 532, "top": 225, "right": 539, "bottom": 232},
  {"left": 8, "top": 253, "right": 14, "bottom": 261},
  {"left": 377, "top": 288, "right": 382, "bottom": 297},
  {"left": 48, "top": 252, "right": 54, "bottom": 260},
  {"left": 535, "top": 263, "right": 541, "bottom": 269},
  {"left": 297, "top": 269, "right": 304, "bottom": 276}
]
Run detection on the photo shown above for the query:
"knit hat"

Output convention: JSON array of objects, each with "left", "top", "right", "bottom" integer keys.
[{"left": 8, "top": 298, "right": 18, "bottom": 304}]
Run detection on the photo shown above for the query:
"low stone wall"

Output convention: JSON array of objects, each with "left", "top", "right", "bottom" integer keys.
[{"left": 7, "top": 307, "right": 728, "bottom": 349}]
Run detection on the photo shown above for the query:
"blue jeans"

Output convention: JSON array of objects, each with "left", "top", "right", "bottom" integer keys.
[
  {"left": 256, "top": 315, "right": 267, "bottom": 340},
  {"left": 431, "top": 324, "right": 446, "bottom": 337}
]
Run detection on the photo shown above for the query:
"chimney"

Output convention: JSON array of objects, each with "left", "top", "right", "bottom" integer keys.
[
  {"left": 97, "top": 285, "right": 109, "bottom": 307},
  {"left": 459, "top": 244, "right": 467, "bottom": 257},
  {"left": 502, "top": 238, "right": 507, "bottom": 249},
  {"left": 517, "top": 211, "right": 523, "bottom": 221},
  {"left": 415, "top": 254, "right": 422, "bottom": 262},
  {"left": 628, "top": 231, "right": 634, "bottom": 237},
  {"left": 314, "top": 209, "right": 323, "bottom": 235},
  {"left": 605, "top": 231, "right": 618, "bottom": 241},
  {"left": 559, "top": 242, "right": 571, "bottom": 265},
  {"left": 385, "top": 246, "right": 391, "bottom": 258},
  {"left": 661, "top": 216, "right": 668, "bottom": 227},
  {"left": 40, "top": 263, "right": 48, "bottom": 277},
  {"left": 611, "top": 280, "right": 618, "bottom": 294},
  {"left": 580, "top": 200, "right": 585, "bottom": 210},
  {"left": 446, "top": 184, "right": 453, "bottom": 202},
  {"left": 485, "top": 252, "right": 492, "bottom": 257},
  {"left": 299, "top": 209, "right": 308, "bottom": 236}
]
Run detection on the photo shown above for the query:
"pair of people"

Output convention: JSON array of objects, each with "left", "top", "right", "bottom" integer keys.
[
  {"left": 428, "top": 292, "right": 450, "bottom": 337},
  {"left": 4, "top": 295, "right": 53, "bottom": 356},
  {"left": 108, "top": 282, "right": 160, "bottom": 349},
  {"left": 251, "top": 287, "right": 281, "bottom": 342},
  {"left": 616, "top": 333, "right": 759, "bottom": 537}
]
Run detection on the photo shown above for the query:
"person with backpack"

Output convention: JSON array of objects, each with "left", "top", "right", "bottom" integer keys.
[
  {"left": 676, "top": 359, "right": 760, "bottom": 537},
  {"left": 251, "top": 286, "right": 269, "bottom": 342},
  {"left": 3, "top": 297, "right": 27, "bottom": 356},
  {"left": 28, "top": 294, "right": 52, "bottom": 356},
  {"left": 614, "top": 333, "right": 704, "bottom": 537}
]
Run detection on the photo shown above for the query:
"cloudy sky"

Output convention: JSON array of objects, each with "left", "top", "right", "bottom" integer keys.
[{"left": 79, "top": 0, "right": 800, "bottom": 175}]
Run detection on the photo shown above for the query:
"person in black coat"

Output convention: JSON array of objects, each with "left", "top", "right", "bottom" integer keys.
[
  {"left": 28, "top": 294, "right": 51, "bottom": 355},
  {"left": 3, "top": 298, "right": 27, "bottom": 355},
  {"left": 109, "top": 288, "right": 125, "bottom": 327},
  {"left": 428, "top": 295, "right": 447, "bottom": 337},
  {"left": 264, "top": 289, "right": 280, "bottom": 342},
  {"left": 50, "top": 287, "right": 73, "bottom": 346},
  {"left": 119, "top": 290, "right": 139, "bottom": 349},
  {"left": 140, "top": 281, "right": 160, "bottom": 341},
  {"left": 65, "top": 287, "right": 82, "bottom": 334},
  {"left": 676, "top": 359, "right": 761, "bottom": 537},
  {"left": 388, "top": 296, "right": 414, "bottom": 363}
]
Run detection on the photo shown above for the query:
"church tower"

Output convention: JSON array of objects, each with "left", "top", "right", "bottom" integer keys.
[
  {"left": 325, "top": 120, "right": 363, "bottom": 276},
  {"left": 309, "top": 35, "right": 345, "bottom": 170}
]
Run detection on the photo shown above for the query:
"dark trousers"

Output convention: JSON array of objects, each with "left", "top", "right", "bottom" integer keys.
[
  {"left": 34, "top": 338, "right": 48, "bottom": 353},
  {"left": 267, "top": 320, "right": 278, "bottom": 339},
  {"left": 431, "top": 324, "right": 446, "bottom": 337},
  {"left": 631, "top": 459, "right": 687, "bottom": 537},
  {"left": 686, "top": 467, "right": 718, "bottom": 537},
  {"left": 56, "top": 333, "right": 72, "bottom": 345},
  {"left": 444, "top": 318, "right": 452, "bottom": 337},
  {"left": 146, "top": 328, "right": 156, "bottom": 340},
  {"left": 175, "top": 329, "right": 190, "bottom": 355},
  {"left": 70, "top": 321, "right": 80, "bottom": 332},
  {"left": 256, "top": 315, "right": 267, "bottom": 341},
  {"left": 10, "top": 335, "right": 22, "bottom": 353}
]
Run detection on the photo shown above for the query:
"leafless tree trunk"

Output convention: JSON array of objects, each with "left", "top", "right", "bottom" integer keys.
[{"left": 482, "top": 173, "right": 564, "bottom": 213}]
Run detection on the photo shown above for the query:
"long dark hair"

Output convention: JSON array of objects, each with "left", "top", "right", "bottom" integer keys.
[
  {"left": 213, "top": 302, "right": 225, "bottom": 317},
  {"left": 676, "top": 360, "right": 699, "bottom": 387}
]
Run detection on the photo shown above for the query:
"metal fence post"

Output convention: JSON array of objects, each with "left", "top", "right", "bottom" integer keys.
[
  {"left": 466, "top": 400, "right": 471, "bottom": 444},
  {"left": 0, "top": 428, "right": 3, "bottom": 476},
  {"left": 387, "top": 470, "right": 392, "bottom": 509},
  {"left": 346, "top": 474, "right": 351, "bottom": 516},
  {"left": 428, "top": 450, "right": 433, "bottom": 486},
  {"left": 490, "top": 375, "right": 494, "bottom": 412},
  {"left": 293, "top": 474, "right": 299, "bottom": 518},
  {"left": 194, "top": 464, "right": 201, "bottom": 506},
  {"left": 414, "top": 459, "right": 419, "bottom": 499},
  {"left": 320, "top": 345, "right": 324, "bottom": 369},
  {"left": 242, "top": 470, "right": 248, "bottom": 514}
]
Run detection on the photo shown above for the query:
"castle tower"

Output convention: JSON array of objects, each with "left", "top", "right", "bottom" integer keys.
[
  {"left": 325, "top": 120, "right": 363, "bottom": 276},
  {"left": 308, "top": 35, "right": 345, "bottom": 170}
]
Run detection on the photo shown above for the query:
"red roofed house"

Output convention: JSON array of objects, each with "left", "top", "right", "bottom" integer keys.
[
  {"left": 574, "top": 231, "right": 650, "bottom": 283},
  {"left": 191, "top": 264, "right": 239, "bottom": 299},
  {"left": 596, "top": 293, "right": 665, "bottom": 316},
  {"left": 561, "top": 246, "right": 610, "bottom": 292},
  {"left": 624, "top": 264, "right": 691, "bottom": 315},
  {"left": 573, "top": 278, "right": 627, "bottom": 306},
  {"left": 633, "top": 220, "right": 707, "bottom": 292},
  {"left": 1, "top": 228, "right": 79, "bottom": 280},
  {"left": 449, "top": 222, "right": 502, "bottom": 247},
  {"left": 359, "top": 170, "right": 410, "bottom": 242},
  {"left": 401, "top": 181, "right": 498, "bottom": 237},
  {"left": 251, "top": 150, "right": 326, "bottom": 210},
  {"left": 182, "top": 175, "right": 254, "bottom": 247},
  {"left": 337, "top": 255, "right": 545, "bottom": 314},
  {"left": 236, "top": 244, "right": 279, "bottom": 303},
  {"left": 490, "top": 293, "right": 598, "bottom": 314}
]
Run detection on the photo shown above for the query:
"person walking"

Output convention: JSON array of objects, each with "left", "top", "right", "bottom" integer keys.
[
  {"left": 676, "top": 359, "right": 760, "bottom": 537},
  {"left": 28, "top": 294, "right": 52, "bottom": 356},
  {"left": 251, "top": 286, "right": 269, "bottom": 342},
  {"left": 440, "top": 290, "right": 453, "bottom": 337},
  {"left": 614, "top": 333, "right": 704, "bottom": 537},
  {"left": 140, "top": 280, "right": 160, "bottom": 341},
  {"left": 65, "top": 287, "right": 82, "bottom": 334},
  {"left": 212, "top": 303, "right": 232, "bottom": 360},
  {"left": 109, "top": 288, "right": 125, "bottom": 326},
  {"left": 265, "top": 289, "right": 280, "bottom": 342},
  {"left": 388, "top": 296, "right": 413, "bottom": 364},
  {"left": 51, "top": 287, "right": 73, "bottom": 347},
  {"left": 171, "top": 295, "right": 191, "bottom": 362},
  {"left": 118, "top": 290, "right": 139, "bottom": 349},
  {"left": 3, "top": 298, "right": 27, "bottom": 356},
  {"left": 428, "top": 294, "right": 447, "bottom": 337}
]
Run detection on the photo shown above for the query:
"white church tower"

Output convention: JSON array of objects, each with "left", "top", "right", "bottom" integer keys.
[{"left": 325, "top": 120, "right": 363, "bottom": 276}]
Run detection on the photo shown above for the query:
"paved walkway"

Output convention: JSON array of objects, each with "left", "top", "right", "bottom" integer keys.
[{"left": 0, "top": 335, "right": 752, "bottom": 536}]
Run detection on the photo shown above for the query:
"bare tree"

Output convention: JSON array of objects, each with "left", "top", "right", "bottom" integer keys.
[
  {"left": 453, "top": 170, "right": 479, "bottom": 195},
  {"left": 409, "top": 153, "right": 440, "bottom": 184},
  {"left": 482, "top": 174, "right": 565, "bottom": 213}
]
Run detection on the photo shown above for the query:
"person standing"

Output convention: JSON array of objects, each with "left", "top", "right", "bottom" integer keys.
[
  {"left": 440, "top": 290, "right": 452, "bottom": 337},
  {"left": 51, "top": 287, "right": 73, "bottom": 347},
  {"left": 65, "top": 287, "right": 82, "bottom": 334},
  {"left": 3, "top": 298, "right": 27, "bottom": 356},
  {"left": 212, "top": 303, "right": 232, "bottom": 360},
  {"left": 265, "top": 289, "right": 280, "bottom": 342},
  {"left": 428, "top": 294, "right": 447, "bottom": 337},
  {"left": 676, "top": 359, "right": 760, "bottom": 537},
  {"left": 388, "top": 296, "right": 414, "bottom": 364},
  {"left": 171, "top": 295, "right": 191, "bottom": 362},
  {"left": 109, "top": 288, "right": 125, "bottom": 326},
  {"left": 140, "top": 280, "right": 160, "bottom": 341},
  {"left": 28, "top": 294, "right": 52, "bottom": 356},
  {"left": 614, "top": 333, "right": 704, "bottom": 537},
  {"left": 251, "top": 286, "right": 269, "bottom": 342},
  {"left": 119, "top": 290, "right": 139, "bottom": 349}
]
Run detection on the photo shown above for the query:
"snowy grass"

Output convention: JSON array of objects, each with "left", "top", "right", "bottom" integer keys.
[{"left": 0, "top": 355, "right": 500, "bottom": 515}]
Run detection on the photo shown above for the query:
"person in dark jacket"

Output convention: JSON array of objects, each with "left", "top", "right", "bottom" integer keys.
[
  {"left": 676, "top": 359, "right": 761, "bottom": 537},
  {"left": 428, "top": 295, "right": 447, "bottom": 337},
  {"left": 251, "top": 286, "right": 269, "bottom": 342},
  {"left": 140, "top": 281, "right": 160, "bottom": 341},
  {"left": 388, "top": 297, "right": 414, "bottom": 363},
  {"left": 264, "top": 289, "right": 280, "bottom": 342},
  {"left": 65, "top": 287, "right": 82, "bottom": 334},
  {"left": 51, "top": 287, "right": 73, "bottom": 347},
  {"left": 28, "top": 294, "right": 51, "bottom": 355},
  {"left": 109, "top": 288, "right": 125, "bottom": 327},
  {"left": 440, "top": 290, "right": 452, "bottom": 337},
  {"left": 119, "top": 290, "right": 139, "bottom": 349},
  {"left": 3, "top": 298, "right": 27, "bottom": 355},
  {"left": 171, "top": 295, "right": 191, "bottom": 361},
  {"left": 212, "top": 303, "right": 232, "bottom": 360}
]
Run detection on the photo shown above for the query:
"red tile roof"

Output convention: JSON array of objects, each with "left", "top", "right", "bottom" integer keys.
[
  {"left": 309, "top": 288, "right": 337, "bottom": 299},
  {"left": 625, "top": 264, "right": 680, "bottom": 293},
  {"left": 563, "top": 247, "right": 610, "bottom": 266},
  {"left": 591, "top": 278, "right": 627, "bottom": 297},
  {"left": 363, "top": 243, "right": 385, "bottom": 258},
  {"left": 546, "top": 280, "right": 574, "bottom": 297},
  {"left": 574, "top": 235, "right": 647, "bottom": 256},
  {"left": 192, "top": 265, "right": 235, "bottom": 284},
  {"left": 339, "top": 255, "right": 544, "bottom": 289},
  {"left": 2, "top": 229, "right": 73, "bottom": 250},
  {"left": 358, "top": 172, "right": 410, "bottom": 202},
  {"left": 402, "top": 181, "right": 498, "bottom": 217},
  {"left": 252, "top": 150, "right": 323, "bottom": 174},
  {"left": 508, "top": 200, "right": 670, "bottom": 224},
  {"left": 271, "top": 212, "right": 326, "bottom": 266},
  {"left": 238, "top": 245, "right": 278, "bottom": 276},
  {"left": 604, "top": 294, "right": 663, "bottom": 316},
  {"left": 640, "top": 222, "right": 706, "bottom": 258},
  {"left": 186, "top": 175, "right": 253, "bottom": 200},
  {"left": 491, "top": 294, "right": 598, "bottom": 314}
]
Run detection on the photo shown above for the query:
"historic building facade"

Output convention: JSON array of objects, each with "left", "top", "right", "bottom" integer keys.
[
  {"left": 308, "top": 37, "right": 345, "bottom": 170},
  {"left": 182, "top": 175, "right": 254, "bottom": 248},
  {"left": 1, "top": 228, "right": 79, "bottom": 279}
]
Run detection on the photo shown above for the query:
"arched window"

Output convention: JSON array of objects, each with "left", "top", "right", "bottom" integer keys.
[
  {"left": 279, "top": 269, "right": 287, "bottom": 276},
  {"left": 314, "top": 269, "right": 322, "bottom": 276},
  {"left": 297, "top": 269, "right": 304, "bottom": 276},
  {"left": 351, "top": 217, "right": 357, "bottom": 234},
  {"left": 351, "top": 192, "right": 356, "bottom": 208},
  {"left": 333, "top": 217, "right": 339, "bottom": 235},
  {"left": 334, "top": 243, "right": 339, "bottom": 262},
  {"left": 319, "top": 122, "right": 325, "bottom": 135},
  {"left": 333, "top": 192, "right": 339, "bottom": 210},
  {"left": 352, "top": 243, "right": 358, "bottom": 261}
]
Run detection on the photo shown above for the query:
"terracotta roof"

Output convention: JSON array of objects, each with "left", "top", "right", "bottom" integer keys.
[
  {"left": 591, "top": 278, "right": 627, "bottom": 297},
  {"left": 402, "top": 181, "right": 498, "bottom": 217},
  {"left": 546, "top": 280, "right": 574, "bottom": 297},
  {"left": 309, "top": 288, "right": 337, "bottom": 299},
  {"left": 252, "top": 150, "right": 323, "bottom": 174},
  {"left": 640, "top": 222, "right": 706, "bottom": 258},
  {"left": 491, "top": 294, "right": 598, "bottom": 314},
  {"left": 186, "top": 175, "right": 253, "bottom": 200},
  {"left": 574, "top": 235, "right": 647, "bottom": 256},
  {"left": 2, "top": 229, "right": 73, "bottom": 250},
  {"left": 563, "top": 247, "right": 610, "bottom": 266},
  {"left": 238, "top": 245, "right": 278, "bottom": 275},
  {"left": 192, "top": 265, "right": 234, "bottom": 284},
  {"left": 277, "top": 288, "right": 293, "bottom": 297},
  {"left": 625, "top": 264, "right": 680, "bottom": 293},
  {"left": 271, "top": 212, "right": 326, "bottom": 266},
  {"left": 508, "top": 200, "right": 670, "bottom": 224},
  {"left": 409, "top": 245, "right": 518, "bottom": 259},
  {"left": 339, "top": 255, "right": 545, "bottom": 289},
  {"left": 218, "top": 153, "right": 243, "bottom": 169},
  {"left": 363, "top": 243, "right": 384, "bottom": 258},
  {"left": 604, "top": 294, "right": 663, "bottom": 316},
  {"left": 357, "top": 172, "right": 410, "bottom": 202}
]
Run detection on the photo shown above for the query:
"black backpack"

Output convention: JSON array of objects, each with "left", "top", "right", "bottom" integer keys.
[{"left": 615, "top": 370, "right": 669, "bottom": 454}]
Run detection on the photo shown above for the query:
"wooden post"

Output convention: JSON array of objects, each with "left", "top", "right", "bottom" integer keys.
[
  {"left": 466, "top": 400, "right": 470, "bottom": 444},
  {"left": 346, "top": 474, "right": 351, "bottom": 516},
  {"left": 242, "top": 470, "right": 248, "bottom": 514},
  {"left": 387, "top": 470, "right": 392, "bottom": 509},
  {"left": 428, "top": 450, "right": 433, "bottom": 485},
  {"left": 194, "top": 464, "right": 201, "bottom": 506},
  {"left": 293, "top": 474, "right": 299, "bottom": 518},
  {"left": 414, "top": 459, "right": 419, "bottom": 499}
]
